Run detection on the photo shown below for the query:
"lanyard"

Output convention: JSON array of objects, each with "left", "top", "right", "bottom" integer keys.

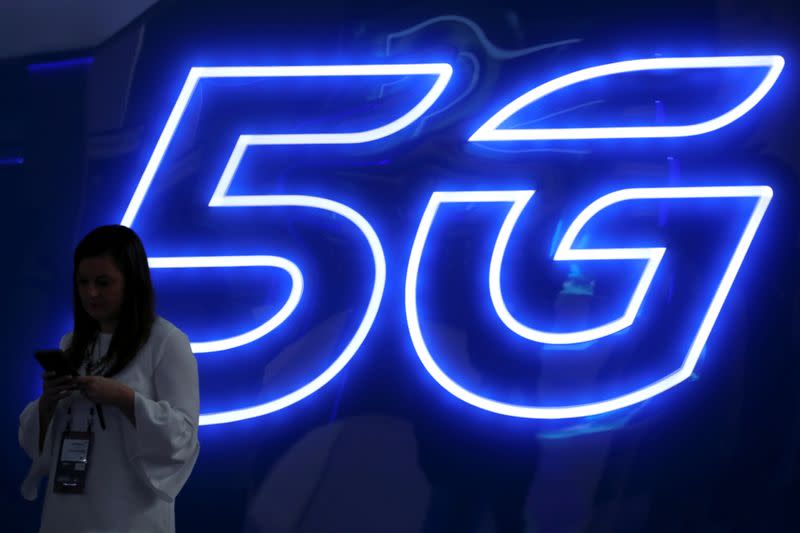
[{"left": 64, "top": 401, "right": 95, "bottom": 433}]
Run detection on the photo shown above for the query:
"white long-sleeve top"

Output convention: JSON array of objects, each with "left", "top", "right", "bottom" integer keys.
[{"left": 18, "top": 317, "right": 200, "bottom": 533}]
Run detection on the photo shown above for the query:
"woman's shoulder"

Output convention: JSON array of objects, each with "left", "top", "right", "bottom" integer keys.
[
  {"left": 150, "top": 316, "right": 187, "bottom": 341},
  {"left": 148, "top": 316, "right": 192, "bottom": 357},
  {"left": 59, "top": 331, "right": 73, "bottom": 350}
]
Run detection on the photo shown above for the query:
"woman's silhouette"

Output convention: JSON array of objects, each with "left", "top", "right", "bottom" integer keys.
[{"left": 19, "top": 225, "right": 200, "bottom": 533}]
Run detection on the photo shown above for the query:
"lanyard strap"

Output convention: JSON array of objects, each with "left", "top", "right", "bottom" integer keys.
[{"left": 64, "top": 399, "right": 95, "bottom": 433}]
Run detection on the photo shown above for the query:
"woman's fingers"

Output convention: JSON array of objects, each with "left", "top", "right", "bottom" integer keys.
[
  {"left": 47, "top": 390, "right": 71, "bottom": 400},
  {"left": 45, "top": 374, "right": 73, "bottom": 384},
  {"left": 44, "top": 375, "right": 75, "bottom": 388},
  {"left": 43, "top": 389, "right": 72, "bottom": 400},
  {"left": 43, "top": 380, "right": 77, "bottom": 398}
]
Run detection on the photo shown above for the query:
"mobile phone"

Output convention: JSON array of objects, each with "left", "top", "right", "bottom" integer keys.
[{"left": 35, "top": 349, "right": 77, "bottom": 377}]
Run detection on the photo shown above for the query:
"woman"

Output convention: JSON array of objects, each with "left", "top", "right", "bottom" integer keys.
[{"left": 18, "top": 225, "right": 200, "bottom": 533}]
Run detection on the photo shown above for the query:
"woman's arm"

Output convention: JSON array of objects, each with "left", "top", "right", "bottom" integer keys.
[
  {"left": 115, "top": 385, "right": 136, "bottom": 427},
  {"left": 118, "top": 327, "right": 200, "bottom": 502},
  {"left": 37, "top": 399, "right": 54, "bottom": 452},
  {"left": 38, "top": 372, "right": 77, "bottom": 451},
  {"left": 74, "top": 376, "right": 136, "bottom": 426}
]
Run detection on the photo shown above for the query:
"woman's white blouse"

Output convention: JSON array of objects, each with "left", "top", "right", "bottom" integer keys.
[{"left": 18, "top": 317, "right": 200, "bottom": 533}]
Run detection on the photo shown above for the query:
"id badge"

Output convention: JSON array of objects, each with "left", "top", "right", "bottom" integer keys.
[{"left": 53, "top": 430, "right": 93, "bottom": 494}]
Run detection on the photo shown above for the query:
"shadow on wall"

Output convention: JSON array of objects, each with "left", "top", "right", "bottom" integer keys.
[{"left": 243, "top": 415, "right": 431, "bottom": 533}]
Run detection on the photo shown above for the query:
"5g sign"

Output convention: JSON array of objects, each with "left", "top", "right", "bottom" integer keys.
[{"left": 121, "top": 56, "right": 783, "bottom": 425}]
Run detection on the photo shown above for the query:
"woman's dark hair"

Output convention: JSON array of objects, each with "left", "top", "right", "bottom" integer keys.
[{"left": 67, "top": 225, "right": 156, "bottom": 376}]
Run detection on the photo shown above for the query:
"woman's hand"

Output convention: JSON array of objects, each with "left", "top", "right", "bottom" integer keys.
[
  {"left": 75, "top": 376, "right": 131, "bottom": 406},
  {"left": 39, "top": 371, "right": 77, "bottom": 413},
  {"left": 75, "top": 376, "right": 136, "bottom": 426}
]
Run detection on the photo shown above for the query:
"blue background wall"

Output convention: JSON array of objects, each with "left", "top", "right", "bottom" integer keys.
[{"left": 4, "top": 1, "right": 800, "bottom": 531}]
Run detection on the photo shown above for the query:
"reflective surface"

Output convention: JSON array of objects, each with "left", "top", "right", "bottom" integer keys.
[{"left": 6, "top": 1, "right": 800, "bottom": 531}]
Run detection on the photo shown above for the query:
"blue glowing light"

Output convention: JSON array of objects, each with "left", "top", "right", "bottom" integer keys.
[
  {"left": 119, "top": 57, "right": 781, "bottom": 424},
  {"left": 148, "top": 256, "right": 303, "bottom": 354},
  {"left": 27, "top": 56, "right": 94, "bottom": 73},
  {"left": 405, "top": 186, "right": 772, "bottom": 418},
  {"left": 469, "top": 56, "right": 784, "bottom": 141},
  {"left": 122, "top": 64, "right": 453, "bottom": 425}
]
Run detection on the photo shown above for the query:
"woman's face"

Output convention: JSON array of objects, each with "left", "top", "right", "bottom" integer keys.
[{"left": 77, "top": 255, "right": 125, "bottom": 328}]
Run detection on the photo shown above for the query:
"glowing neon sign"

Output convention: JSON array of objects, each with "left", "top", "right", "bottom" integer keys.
[
  {"left": 405, "top": 187, "right": 772, "bottom": 419},
  {"left": 124, "top": 64, "right": 452, "bottom": 425},
  {"left": 470, "top": 55, "right": 784, "bottom": 141},
  {"left": 122, "top": 57, "right": 782, "bottom": 424}
]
